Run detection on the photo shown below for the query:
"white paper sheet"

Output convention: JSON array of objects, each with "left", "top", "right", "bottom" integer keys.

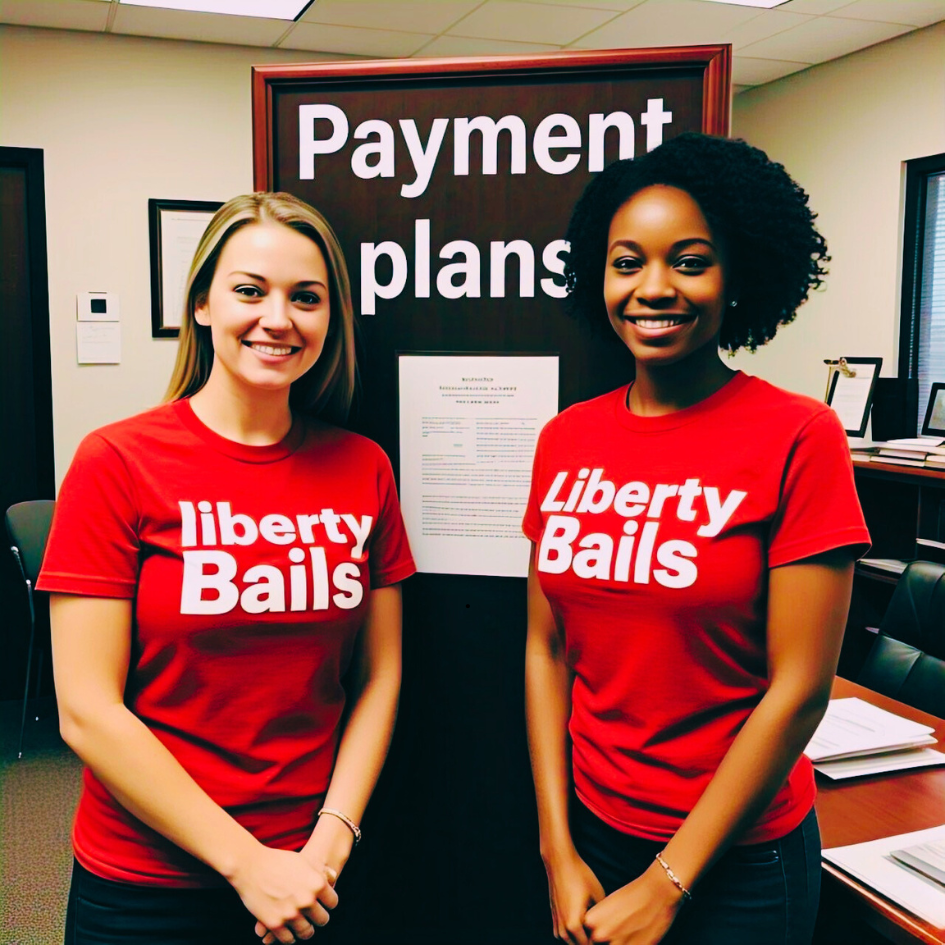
[
  {"left": 805, "top": 698, "right": 936, "bottom": 762},
  {"left": 814, "top": 748, "right": 945, "bottom": 780},
  {"left": 829, "top": 371, "right": 876, "bottom": 431},
  {"left": 824, "top": 825, "right": 945, "bottom": 927},
  {"left": 76, "top": 322, "right": 121, "bottom": 364},
  {"left": 398, "top": 355, "right": 558, "bottom": 577},
  {"left": 160, "top": 209, "right": 213, "bottom": 329}
]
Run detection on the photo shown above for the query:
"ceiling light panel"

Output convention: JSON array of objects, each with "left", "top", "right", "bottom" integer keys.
[
  {"left": 119, "top": 0, "right": 310, "bottom": 19},
  {"left": 696, "top": 0, "right": 790, "bottom": 7}
]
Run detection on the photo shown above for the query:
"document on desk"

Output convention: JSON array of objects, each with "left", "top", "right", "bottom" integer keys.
[
  {"left": 825, "top": 825, "right": 945, "bottom": 927},
  {"left": 805, "top": 698, "right": 936, "bottom": 763},
  {"left": 814, "top": 747, "right": 945, "bottom": 780}
]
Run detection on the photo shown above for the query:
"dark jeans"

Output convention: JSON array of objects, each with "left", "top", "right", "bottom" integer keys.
[
  {"left": 65, "top": 859, "right": 269, "bottom": 945},
  {"left": 571, "top": 800, "right": 821, "bottom": 945}
]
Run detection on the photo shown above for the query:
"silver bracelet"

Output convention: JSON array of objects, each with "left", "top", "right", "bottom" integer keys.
[
  {"left": 655, "top": 852, "right": 692, "bottom": 901},
  {"left": 318, "top": 807, "right": 361, "bottom": 846}
]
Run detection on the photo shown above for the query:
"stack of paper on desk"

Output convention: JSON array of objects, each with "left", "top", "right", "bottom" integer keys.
[
  {"left": 825, "top": 825, "right": 945, "bottom": 927},
  {"left": 891, "top": 840, "right": 945, "bottom": 887},
  {"left": 805, "top": 698, "right": 945, "bottom": 779}
]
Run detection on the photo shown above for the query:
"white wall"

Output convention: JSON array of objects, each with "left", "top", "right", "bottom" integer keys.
[
  {"left": 0, "top": 25, "right": 341, "bottom": 482},
  {"left": 730, "top": 20, "right": 945, "bottom": 402},
  {"left": 2, "top": 22, "right": 944, "bottom": 481}
]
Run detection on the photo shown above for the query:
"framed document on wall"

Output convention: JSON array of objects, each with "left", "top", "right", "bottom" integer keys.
[
  {"left": 827, "top": 356, "right": 882, "bottom": 436},
  {"left": 149, "top": 198, "right": 221, "bottom": 338}
]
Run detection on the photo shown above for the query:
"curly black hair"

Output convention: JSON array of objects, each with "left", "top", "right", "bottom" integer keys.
[{"left": 563, "top": 132, "right": 829, "bottom": 352}]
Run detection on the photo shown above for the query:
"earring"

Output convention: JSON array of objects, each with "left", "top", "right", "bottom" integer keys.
[{"left": 729, "top": 299, "right": 738, "bottom": 308}]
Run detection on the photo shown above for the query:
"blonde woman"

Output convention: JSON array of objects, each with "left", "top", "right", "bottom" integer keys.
[{"left": 39, "top": 193, "right": 415, "bottom": 944}]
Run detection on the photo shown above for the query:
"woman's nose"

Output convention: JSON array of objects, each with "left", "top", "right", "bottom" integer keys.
[
  {"left": 637, "top": 264, "right": 676, "bottom": 304},
  {"left": 259, "top": 294, "right": 293, "bottom": 330}
]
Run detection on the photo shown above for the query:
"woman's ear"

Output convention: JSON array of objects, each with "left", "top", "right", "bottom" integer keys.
[{"left": 193, "top": 294, "right": 210, "bottom": 327}]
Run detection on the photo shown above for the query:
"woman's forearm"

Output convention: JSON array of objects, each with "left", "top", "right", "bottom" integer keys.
[
  {"left": 52, "top": 595, "right": 259, "bottom": 880},
  {"left": 659, "top": 680, "right": 829, "bottom": 890},
  {"left": 302, "top": 584, "right": 402, "bottom": 876},
  {"left": 525, "top": 563, "right": 575, "bottom": 863},
  {"left": 60, "top": 695, "right": 260, "bottom": 880},
  {"left": 659, "top": 555, "right": 854, "bottom": 892}
]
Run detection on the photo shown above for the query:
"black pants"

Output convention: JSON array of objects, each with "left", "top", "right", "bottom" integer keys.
[
  {"left": 65, "top": 859, "right": 276, "bottom": 945},
  {"left": 570, "top": 800, "right": 822, "bottom": 945}
]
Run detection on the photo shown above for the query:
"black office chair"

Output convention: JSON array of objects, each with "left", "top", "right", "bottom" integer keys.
[
  {"left": 858, "top": 559, "right": 945, "bottom": 718},
  {"left": 5, "top": 499, "right": 56, "bottom": 758}
]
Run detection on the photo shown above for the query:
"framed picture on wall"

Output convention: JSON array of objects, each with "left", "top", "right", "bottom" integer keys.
[
  {"left": 149, "top": 198, "right": 221, "bottom": 338},
  {"left": 923, "top": 383, "right": 945, "bottom": 437}
]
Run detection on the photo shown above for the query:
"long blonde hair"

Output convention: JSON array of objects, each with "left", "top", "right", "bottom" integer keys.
[{"left": 165, "top": 192, "right": 356, "bottom": 423}]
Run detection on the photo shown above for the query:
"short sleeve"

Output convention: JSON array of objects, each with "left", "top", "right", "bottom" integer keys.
[
  {"left": 522, "top": 422, "right": 548, "bottom": 544},
  {"left": 367, "top": 449, "right": 416, "bottom": 588},
  {"left": 768, "top": 408, "right": 871, "bottom": 568},
  {"left": 37, "top": 433, "right": 141, "bottom": 598}
]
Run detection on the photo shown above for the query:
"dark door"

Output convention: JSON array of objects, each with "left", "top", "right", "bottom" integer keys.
[{"left": 0, "top": 147, "right": 55, "bottom": 700}]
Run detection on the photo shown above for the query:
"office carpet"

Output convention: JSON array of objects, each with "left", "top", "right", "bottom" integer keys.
[{"left": 0, "top": 697, "right": 80, "bottom": 945}]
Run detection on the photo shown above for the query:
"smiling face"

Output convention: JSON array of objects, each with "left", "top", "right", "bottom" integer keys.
[
  {"left": 604, "top": 185, "right": 728, "bottom": 370},
  {"left": 194, "top": 221, "right": 331, "bottom": 399}
]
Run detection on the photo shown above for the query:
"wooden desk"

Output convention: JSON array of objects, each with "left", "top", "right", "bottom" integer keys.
[{"left": 816, "top": 678, "right": 945, "bottom": 944}]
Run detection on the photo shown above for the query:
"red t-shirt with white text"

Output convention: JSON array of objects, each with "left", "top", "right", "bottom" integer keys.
[
  {"left": 39, "top": 400, "right": 415, "bottom": 886},
  {"left": 522, "top": 372, "right": 869, "bottom": 844}
]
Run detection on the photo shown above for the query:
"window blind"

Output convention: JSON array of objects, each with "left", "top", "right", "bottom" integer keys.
[{"left": 917, "top": 172, "right": 945, "bottom": 427}]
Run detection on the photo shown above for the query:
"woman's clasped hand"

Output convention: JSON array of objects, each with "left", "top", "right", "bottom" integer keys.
[
  {"left": 545, "top": 849, "right": 685, "bottom": 945},
  {"left": 579, "top": 866, "right": 686, "bottom": 945},
  {"left": 232, "top": 846, "right": 337, "bottom": 943}
]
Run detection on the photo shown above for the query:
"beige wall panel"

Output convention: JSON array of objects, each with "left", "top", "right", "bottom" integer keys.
[
  {"left": 730, "top": 21, "right": 945, "bottom": 403},
  {"left": 0, "top": 25, "right": 339, "bottom": 483}
]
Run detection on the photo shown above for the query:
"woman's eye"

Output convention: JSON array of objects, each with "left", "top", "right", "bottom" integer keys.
[
  {"left": 612, "top": 256, "right": 642, "bottom": 272},
  {"left": 293, "top": 292, "right": 320, "bottom": 305},
  {"left": 676, "top": 256, "right": 709, "bottom": 271},
  {"left": 235, "top": 285, "right": 263, "bottom": 297}
]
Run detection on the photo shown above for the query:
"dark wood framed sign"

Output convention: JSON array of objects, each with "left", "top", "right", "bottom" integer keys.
[
  {"left": 252, "top": 48, "right": 730, "bottom": 944},
  {"left": 253, "top": 47, "right": 729, "bottom": 449},
  {"left": 148, "top": 198, "right": 222, "bottom": 338}
]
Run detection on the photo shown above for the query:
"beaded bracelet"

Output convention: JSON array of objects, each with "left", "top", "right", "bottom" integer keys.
[
  {"left": 318, "top": 807, "right": 361, "bottom": 846},
  {"left": 654, "top": 852, "right": 692, "bottom": 902}
]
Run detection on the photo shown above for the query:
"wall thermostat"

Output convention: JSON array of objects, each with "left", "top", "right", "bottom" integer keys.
[{"left": 77, "top": 291, "right": 120, "bottom": 322}]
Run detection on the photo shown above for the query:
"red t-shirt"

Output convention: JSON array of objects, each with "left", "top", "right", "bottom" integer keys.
[
  {"left": 522, "top": 372, "right": 870, "bottom": 844},
  {"left": 38, "top": 400, "right": 415, "bottom": 886}
]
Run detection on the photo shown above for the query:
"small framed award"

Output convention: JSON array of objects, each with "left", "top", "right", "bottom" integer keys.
[
  {"left": 922, "top": 383, "right": 945, "bottom": 437},
  {"left": 149, "top": 198, "right": 222, "bottom": 338},
  {"left": 826, "top": 357, "right": 882, "bottom": 437}
]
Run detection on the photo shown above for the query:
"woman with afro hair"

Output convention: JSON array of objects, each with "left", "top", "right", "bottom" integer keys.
[{"left": 523, "top": 133, "right": 869, "bottom": 945}]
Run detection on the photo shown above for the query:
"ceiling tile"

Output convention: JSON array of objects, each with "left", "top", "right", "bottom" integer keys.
[
  {"left": 447, "top": 0, "right": 618, "bottom": 45},
  {"left": 832, "top": 0, "right": 945, "bottom": 27},
  {"left": 732, "top": 54, "right": 808, "bottom": 83},
  {"left": 738, "top": 13, "right": 912, "bottom": 62},
  {"left": 776, "top": 0, "right": 855, "bottom": 13},
  {"left": 571, "top": 0, "right": 762, "bottom": 49},
  {"left": 299, "top": 0, "right": 479, "bottom": 33},
  {"left": 111, "top": 5, "right": 288, "bottom": 46},
  {"left": 281, "top": 21, "right": 433, "bottom": 56},
  {"left": 727, "top": 9, "right": 814, "bottom": 48},
  {"left": 414, "top": 34, "right": 561, "bottom": 56},
  {"left": 0, "top": 0, "right": 110, "bottom": 31}
]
